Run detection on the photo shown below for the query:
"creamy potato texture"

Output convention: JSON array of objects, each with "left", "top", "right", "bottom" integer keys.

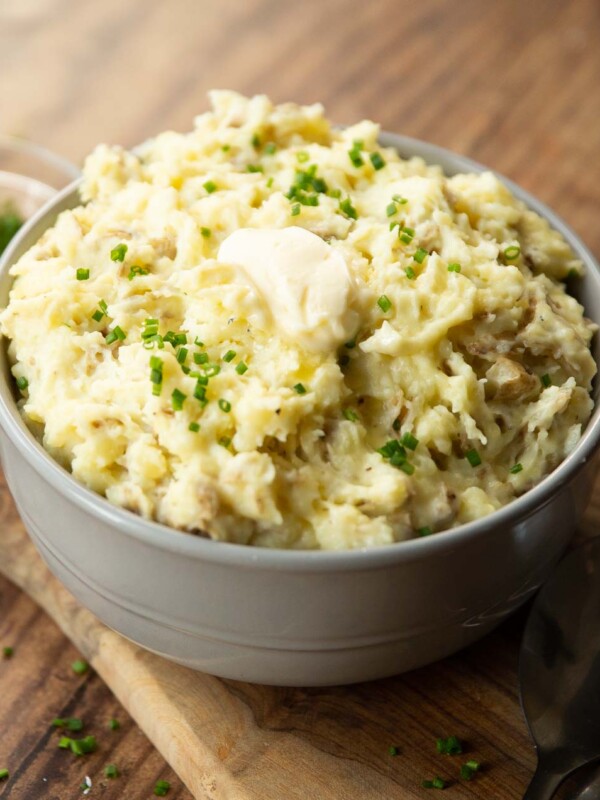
[{"left": 1, "top": 92, "right": 596, "bottom": 549}]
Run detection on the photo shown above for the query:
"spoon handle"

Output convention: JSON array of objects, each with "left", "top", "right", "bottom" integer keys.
[{"left": 523, "top": 764, "right": 565, "bottom": 800}]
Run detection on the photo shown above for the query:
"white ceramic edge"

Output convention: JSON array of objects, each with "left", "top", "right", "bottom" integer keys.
[{"left": 1, "top": 133, "right": 599, "bottom": 573}]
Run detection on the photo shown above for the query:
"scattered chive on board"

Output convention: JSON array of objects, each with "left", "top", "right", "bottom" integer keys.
[
  {"left": 71, "top": 659, "right": 89, "bottom": 676},
  {"left": 436, "top": 735, "right": 463, "bottom": 755},
  {"left": 460, "top": 760, "right": 481, "bottom": 780},
  {"left": 104, "top": 764, "right": 119, "bottom": 779}
]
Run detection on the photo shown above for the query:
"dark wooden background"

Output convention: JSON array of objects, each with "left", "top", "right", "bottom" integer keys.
[{"left": 1, "top": 0, "right": 599, "bottom": 797}]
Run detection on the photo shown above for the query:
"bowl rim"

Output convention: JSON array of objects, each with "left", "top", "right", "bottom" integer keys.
[
  {"left": 0, "top": 134, "right": 81, "bottom": 184},
  {"left": 1, "top": 131, "right": 599, "bottom": 571}
]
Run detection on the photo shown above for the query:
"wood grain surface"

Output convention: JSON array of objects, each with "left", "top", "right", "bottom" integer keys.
[{"left": 0, "top": 0, "right": 599, "bottom": 798}]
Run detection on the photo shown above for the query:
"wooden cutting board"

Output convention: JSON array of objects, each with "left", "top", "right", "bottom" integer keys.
[{"left": 1, "top": 482, "right": 600, "bottom": 800}]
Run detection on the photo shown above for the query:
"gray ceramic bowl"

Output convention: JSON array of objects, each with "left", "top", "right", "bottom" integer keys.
[{"left": 1, "top": 133, "right": 599, "bottom": 687}]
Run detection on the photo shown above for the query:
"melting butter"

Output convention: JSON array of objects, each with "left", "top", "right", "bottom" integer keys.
[{"left": 217, "top": 226, "right": 357, "bottom": 353}]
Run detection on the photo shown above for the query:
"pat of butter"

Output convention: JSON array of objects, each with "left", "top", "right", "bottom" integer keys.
[{"left": 217, "top": 226, "right": 357, "bottom": 352}]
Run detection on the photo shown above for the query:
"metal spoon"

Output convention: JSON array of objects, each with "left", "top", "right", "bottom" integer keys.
[{"left": 520, "top": 537, "right": 600, "bottom": 799}]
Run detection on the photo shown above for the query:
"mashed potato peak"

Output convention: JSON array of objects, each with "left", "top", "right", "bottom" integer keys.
[{"left": 1, "top": 91, "right": 596, "bottom": 549}]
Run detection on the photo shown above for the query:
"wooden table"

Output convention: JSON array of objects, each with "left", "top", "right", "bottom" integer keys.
[{"left": 1, "top": 0, "right": 599, "bottom": 797}]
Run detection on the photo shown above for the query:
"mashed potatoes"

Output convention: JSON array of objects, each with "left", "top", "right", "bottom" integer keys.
[{"left": 1, "top": 91, "right": 596, "bottom": 549}]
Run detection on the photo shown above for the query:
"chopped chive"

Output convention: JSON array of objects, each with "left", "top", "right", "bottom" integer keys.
[
  {"left": 194, "top": 352, "right": 209, "bottom": 365},
  {"left": 143, "top": 334, "right": 164, "bottom": 350},
  {"left": 510, "top": 462, "right": 523, "bottom": 474},
  {"left": 99, "top": 300, "right": 108, "bottom": 313},
  {"left": 15, "top": 376, "right": 28, "bottom": 391},
  {"left": 76, "top": 268, "right": 90, "bottom": 280},
  {"left": 164, "top": 331, "right": 187, "bottom": 347},
  {"left": 246, "top": 164, "right": 263, "bottom": 173},
  {"left": 110, "top": 243, "right": 128, "bottom": 262},
  {"left": 293, "top": 383, "right": 307, "bottom": 394},
  {"left": 348, "top": 142, "right": 364, "bottom": 167},
  {"left": 154, "top": 780, "right": 171, "bottom": 797},
  {"left": 203, "top": 180, "right": 217, "bottom": 194},
  {"left": 59, "top": 735, "right": 97, "bottom": 756},
  {"left": 378, "top": 440, "right": 406, "bottom": 460},
  {"left": 53, "top": 718, "right": 84, "bottom": 731},
  {"left": 291, "top": 203, "right": 301, "bottom": 216},
  {"left": 193, "top": 382, "right": 207, "bottom": 404},
  {"left": 171, "top": 389, "right": 186, "bottom": 411},
  {"left": 0, "top": 769, "right": 8, "bottom": 781},
  {"left": 91, "top": 310, "right": 103, "bottom": 323},
  {"left": 393, "top": 194, "right": 408, "bottom": 204},
  {"left": 327, "top": 187, "right": 342, "bottom": 199},
  {"left": 503, "top": 244, "right": 521, "bottom": 260},
  {"left": 398, "top": 461, "right": 415, "bottom": 475},
  {"left": 218, "top": 436, "right": 231, "bottom": 449},
  {"left": 436, "top": 735, "right": 463, "bottom": 755},
  {"left": 104, "top": 764, "right": 119, "bottom": 779},
  {"left": 70, "top": 735, "right": 97, "bottom": 756},
  {"left": 465, "top": 449, "right": 481, "bottom": 468},
  {"left": 200, "top": 227, "right": 211, "bottom": 238},
  {"left": 251, "top": 133, "right": 260, "bottom": 149},
  {"left": 399, "top": 231, "right": 413, "bottom": 244},
  {"left": 71, "top": 659, "right": 89, "bottom": 676},
  {"left": 460, "top": 760, "right": 480, "bottom": 781},
  {"left": 3, "top": 646, "right": 14, "bottom": 658},
  {"left": 386, "top": 203, "right": 397, "bottom": 217},
  {"left": 221, "top": 144, "right": 230, "bottom": 152},
  {"left": 223, "top": 350, "right": 236, "bottom": 362},
  {"left": 128, "top": 265, "right": 149, "bottom": 280},
  {"left": 204, "top": 363, "right": 221, "bottom": 377},
  {"left": 389, "top": 746, "right": 400, "bottom": 756},
  {"left": 401, "top": 432, "right": 418, "bottom": 451},
  {"left": 447, "top": 262, "right": 461, "bottom": 273},
  {"left": 108, "top": 719, "right": 120, "bottom": 731},
  {"left": 377, "top": 294, "right": 392, "bottom": 313},
  {"left": 343, "top": 408, "right": 359, "bottom": 422},
  {"left": 370, "top": 152, "right": 385, "bottom": 170},
  {"left": 194, "top": 337, "right": 204, "bottom": 347},
  {"left": 413, "top": 247, "right": 428, "bottom": 264},
  {"left": 105, "top": 325, "right": 126, "bottom": 345},
  {"left": 150, "top": 356, "right": 163, "bottom": 396},
  {"left": 266, "top": 176, "right": 274, "bottom": 188},
  {"left": 339, "top": 197, "right": 358, "bottom": 219},
  {"left": 235, "top": 361, "right": 248, "bottom": 375},
  {"left": 188, "top": 421, "right": 200, "bottom": 433},
  {"left": 296, "top": 150, "right": 309, "bottom": 163},
  {"left": 264, "top": 142, "right": 276, "bottom": 155},
  {"left": 422, "top": 777, "right": 446, "bottom": 790},
  {"left": 176, "top": 347, "right": 188, "bottom": 364},
  {"left": 405, "top": 266, "right": 416, "bottom": 280},
  {"left": 218, "top": 398, "right": 231, "bottom": 413},
  {"left": 418, "top": 526, "right": 433, "bottom": 537},
  {"left": 541, "top": 373, "right": 552, "bottom": 388}
]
